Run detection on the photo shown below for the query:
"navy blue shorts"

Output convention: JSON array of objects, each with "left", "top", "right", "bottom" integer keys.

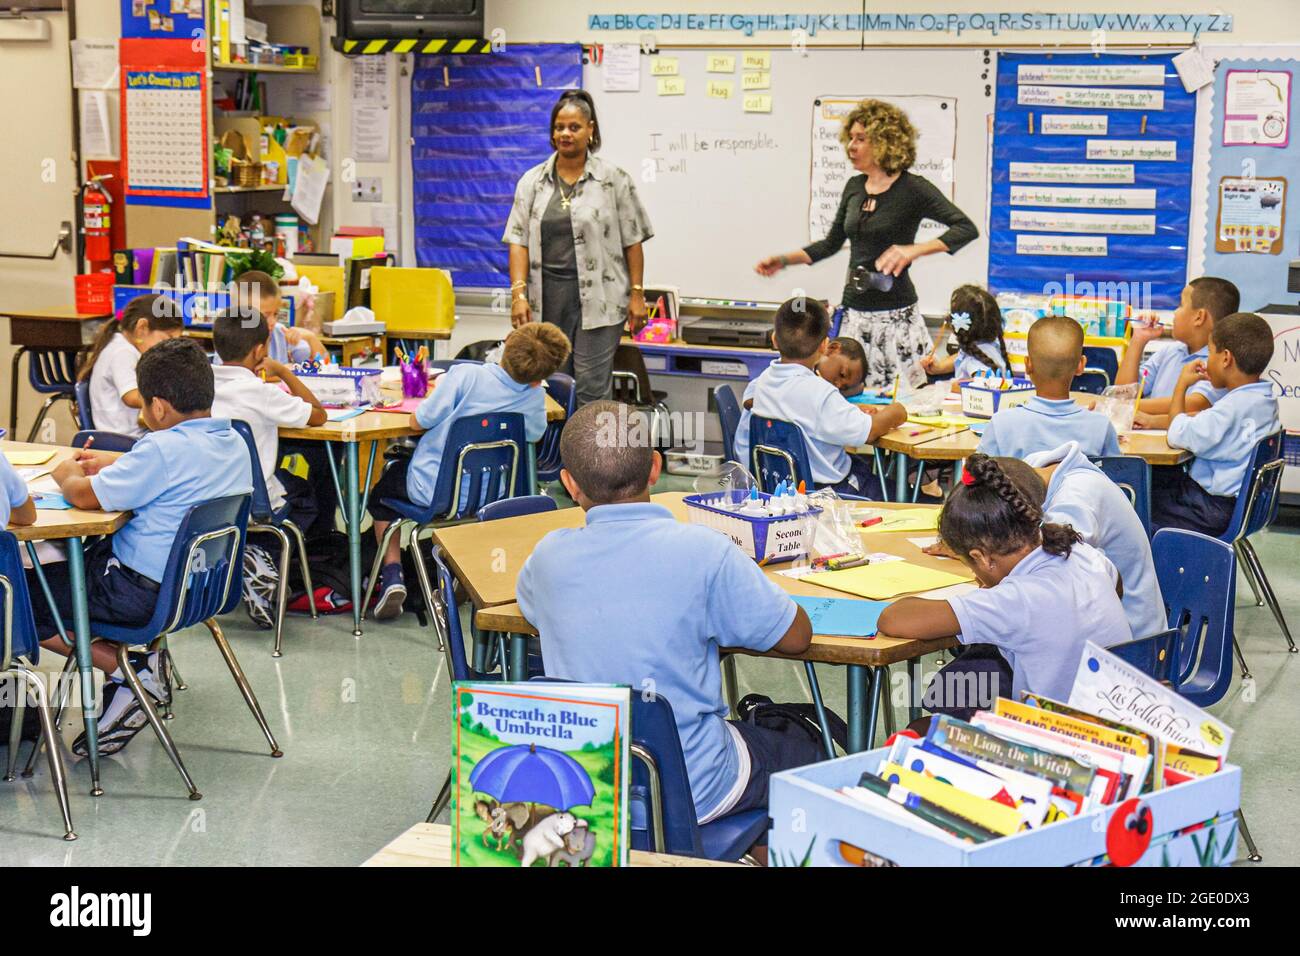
[
  {"left": 1150, "top": 465, "right": 1236, "bottom": 538},
  {"left": 723, "top": 718, "right": 826, "bottom": 817},
  {"left": 365, "top": 459, "right": 414, "bottom": 523},
  {"left": 816, "top": 453, "right": 885, "bottom": 499},
  {"left": 26, "top": 539, "right": 159, "bottom": 644}
]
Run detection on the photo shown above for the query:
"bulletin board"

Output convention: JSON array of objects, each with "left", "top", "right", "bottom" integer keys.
[
  {"left": 119, "top": 39, "right": 210, "bottom": 210},
  {"left": 987, "top": 51, "right": 1197, "bottom": 309},
  {"left": 120, "top": 0, "right": 206, "bottom": 40}
]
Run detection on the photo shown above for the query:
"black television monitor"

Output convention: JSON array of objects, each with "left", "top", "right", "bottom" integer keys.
[{"left": 338, "top": 0, "right": 484, "bottom": 40}]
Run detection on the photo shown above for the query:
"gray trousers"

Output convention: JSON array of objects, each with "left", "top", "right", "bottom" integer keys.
[{"left": 542, "top": 275, "right": 624, "bottom": 407}]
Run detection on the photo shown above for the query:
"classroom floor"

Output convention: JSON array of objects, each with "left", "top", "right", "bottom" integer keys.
[{"left": 1, "top": 474, "right": 1296, "bottom": 866}]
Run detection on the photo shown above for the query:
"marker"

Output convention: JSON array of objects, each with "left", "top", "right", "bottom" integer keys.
[
  {"left": 826, "top": 556, "right": 869, "bottom": 571},
  {"left": 858, "top": 516, "right": 883, "bottom": 528}
]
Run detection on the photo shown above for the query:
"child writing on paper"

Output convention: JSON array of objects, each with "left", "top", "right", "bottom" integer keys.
[
  {"left": 920, "top": 285, "right": 1008, "bottom": 386},
  {"left": 1152, "top": 312, "right": 1281, "bottom": 537},
  {"left": 977, "top": 315, "right": 1121, "bottom": 460},
  {"left": 816, "top": 336, "right": 869, "bottom": 398},
  {"left": 30, "top": 338, "right": 252, "bottom": 757},
  {"left": 366, "top": 322, "right": 571, "bottom": 621},
  {"left": 0, "top": 456, "right": 36, "bottom": 528},
  {"left": 79, "top": 293, "right": 184, "bottom": 438},
  {"left": 735, "top": 297, "right": 906, "bottom": 496},
  {"left": 1120, "top": 276, "right": 1239, "bottom": 428},
  {"left": 878, "top": 454, "right": 1129, "bottom": 728},
  {"left": 517, "top": 400, "right": 819, "bottom": 832}
]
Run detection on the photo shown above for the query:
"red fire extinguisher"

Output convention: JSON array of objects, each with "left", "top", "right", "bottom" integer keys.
[{"left": 81, "top": 174, "right": 113, "bottom": 265}]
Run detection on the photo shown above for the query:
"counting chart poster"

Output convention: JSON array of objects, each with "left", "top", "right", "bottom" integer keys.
[
  {"left": 988, "top": 51, "right": 1196, "bottom": 310},
  {"left": 119, "top": 39, "right": 210, "bottom": 209}
]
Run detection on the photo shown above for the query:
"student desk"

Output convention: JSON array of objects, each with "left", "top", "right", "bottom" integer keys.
[
  {"left": 183, "top": 327, "right": 387, "bottom": 367},
  {"left": 4, "top": 308, "right": 112, "bottom": 435},
  {"left": 363, "top": 822, "right": 741, "bottom": 867},
  {"left": 278, "top": 396, "right": 565, "bottom": 638},
  {"left": 436, "top": 492, "right": 960, "bottom": 753},
  {"left": 3, "top": 439, "right": 127, "bottom": 796}
]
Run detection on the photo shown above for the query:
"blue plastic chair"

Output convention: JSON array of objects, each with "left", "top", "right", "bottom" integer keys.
[
  {"left": 360, "top": 413, "right": 531, "bottom": 623},
  {"left": 1091, "top": 455, "right": 1152, "bottom": 536},
  {"left": 73, "top": 378, "right": 94, "bottom": 430},
  {"left": 230, "top": 419, "right": 316, "bottom": 658},
  {"left": 748, "top": 416, "right": 815, "bottom": 493},
  {"left": 1071, "top": 370, "right": 1110, "bottom": 395},
  {"left": 1107, "top": 628, "right": 1181, "bottom": 685},
  {"left": 536, "top": 372, "right": 575, "bottom": 483},
  {"left": 0, "top": 532, "right": 76, "bottom": 840},
  {"left": 476, "top": 495, "right": 557, "bottom": 523},
  {"left": 1217, "top": 432, "right": 1293, "bottom": 656},
  {"left": 1151, "top": 529, "right": 1237, "bottom": 707},
  {"left": 714, "top": 384, "right": 741, "bottom": 464},
  {"left": 1082, "top": 345, "right": 1118, "bottom": 385},
  {"left": 89, "top": 494, "right": 282, "bottom": 799},
  {"left": 71, "top": 430, "right": 137, "bottom": 454},
  {"left": 21, "top": 348, "right": 80, "bottom": 443}
]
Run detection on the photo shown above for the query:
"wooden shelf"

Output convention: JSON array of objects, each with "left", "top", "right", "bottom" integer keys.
[
  {"left": 211, "top": 61, "right": 318, "bottom": 75},
  {"left": 215, "top": 184, "right": 288, "bottom": 194}
]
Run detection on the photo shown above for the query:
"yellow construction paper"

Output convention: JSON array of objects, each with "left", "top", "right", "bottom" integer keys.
[
  {"left": 5, "top": 449, "right": 56, "bottom": 466},
  {"left": 811, "top": 561, "right": 972, "bottom": 600},
  {"left": 743, "top": 93, "right": 773, "bottom": 113},
  {"left": 908, "top": 414, "right": 980, "bottom": 428},
  {"left": 853, "top": 508, "right": 941, "bottom": 532}
]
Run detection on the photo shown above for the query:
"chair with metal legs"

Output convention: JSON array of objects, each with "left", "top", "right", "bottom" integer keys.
[
  {"left": 359, "top": 413, "right": 530, "bottom": 627},
  {"left": 21, "top": 348, "right": 81, "bottom": 443},
  {"left": 85, "top": 495, "right": 281, "bottom": 799},
  {"left": 0, "top": 532, "right": 76, "bottom": 840},
  {"left": 230, "top": 420, "right": 316, "bottom": 657}
]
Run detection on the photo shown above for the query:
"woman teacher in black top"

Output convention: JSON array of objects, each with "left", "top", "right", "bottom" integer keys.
[{"left": 756, "top": 99, "right": 978, "bottom": 390}]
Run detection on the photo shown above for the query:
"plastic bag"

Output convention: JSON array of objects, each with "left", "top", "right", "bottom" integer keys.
[
  {"left": 692, "top": 461, "right": 756, "bottom": 496},
  {"left": 1092, "top": 382, "right": 1140, "bottom": 434},
  {"left": 805, "top": 489, "right": 864, "bottom": 561}
]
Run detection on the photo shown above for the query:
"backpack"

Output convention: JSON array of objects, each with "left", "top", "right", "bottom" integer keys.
[{"left": 735, "top": 692, "right": 849, "bottom": 753}]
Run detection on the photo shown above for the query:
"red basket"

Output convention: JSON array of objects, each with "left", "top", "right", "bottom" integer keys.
[{"left": 74, "top": 272, "right": 115, "bottom": 313}]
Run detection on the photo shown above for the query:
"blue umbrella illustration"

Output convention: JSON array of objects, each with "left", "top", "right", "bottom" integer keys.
[{"left": 470, "top": 743, "right": 596, "bottom": 814}]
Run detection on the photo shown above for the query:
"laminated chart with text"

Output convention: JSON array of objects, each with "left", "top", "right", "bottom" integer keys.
[{"left": 990, "top": 52, "right": 1196, "bottom": 308}]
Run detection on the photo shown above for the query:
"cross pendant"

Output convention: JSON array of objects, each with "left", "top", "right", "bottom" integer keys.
[{"left": 560, "top": 196, "right": 571, "bottom": 210}]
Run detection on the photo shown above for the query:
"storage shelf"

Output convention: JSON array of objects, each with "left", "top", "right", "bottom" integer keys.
[
  {"left": 211, "top": 61, "right": 318, "bottom": 75},
  {"left": 215, "top": 184, "right": 288, "bottom": 194}
]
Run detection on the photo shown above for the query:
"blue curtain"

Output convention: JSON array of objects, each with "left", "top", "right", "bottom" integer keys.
[{"left": 411, "top": 44, "right": 583, "bottom": 289}]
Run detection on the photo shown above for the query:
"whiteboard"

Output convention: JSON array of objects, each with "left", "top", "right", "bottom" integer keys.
[{"left": 586, "top": 47, "right": 990, "bottom": 315}]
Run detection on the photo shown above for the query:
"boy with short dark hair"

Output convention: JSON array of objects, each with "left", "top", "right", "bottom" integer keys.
[
  {"left": 228, "top": 270, "right": 325, "bottom": 366},
  {"left": 735, "top": 298, "right": 906, "bottom": 495},
  {"left": 366, "top": 322, "right": 572, "bottom": 620},
  {"left": 817, "top": 336, "right": 868, "bottom": 397},
  {"left": 1152, "top": 312, "right": 1281, "bottom": 536},
  {"left": 1120, "top": 276, "right": 1241, "bottom": 427},
  {"left": 518, "top": 400, "right": 820, "bottom": 825},
  {"left": 32, "top": 337, "right": 252, "bottom": 755},
  {"left": 978, "top": 316, "right": 1121, "bottom": 460}
]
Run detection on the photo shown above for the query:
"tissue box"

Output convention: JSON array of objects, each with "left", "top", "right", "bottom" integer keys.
[
  {"left": 323, "top": 318, "right": 385, "bottom": 336},
  {"left": 767, "top": 748, "right": 1241, "bottom": 867},
  {"left": 294, "top": 367, "right": 381, "bottom": 407},
  {"left": 959, "top": 378, "right": 1035, "bottom": 419}
]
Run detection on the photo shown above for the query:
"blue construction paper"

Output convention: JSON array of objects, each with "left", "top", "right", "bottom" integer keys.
[
  {"left": 327, "top": 405, "right": 370, "bottom": 422},
  {"left": 33, "top": 493, "right": 72, "bottom": 511},
  {"left": 791, "top": 595, "right": 889, "bottom": 637},
  {"left": 848, "top": 393, "right": 895, "bottom": 406}
]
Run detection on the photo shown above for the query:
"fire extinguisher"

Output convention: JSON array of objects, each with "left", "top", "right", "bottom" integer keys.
[{"left": 81, "top": 174, "right": 113, "bottom": 265}]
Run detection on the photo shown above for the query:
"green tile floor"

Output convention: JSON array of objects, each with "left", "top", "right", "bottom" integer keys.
[{"left": 0, "top": 475, "right": 1295, "bottom": 865}]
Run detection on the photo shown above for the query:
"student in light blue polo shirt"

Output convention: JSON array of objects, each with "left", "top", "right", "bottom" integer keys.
[
  {"left": 367, "top": 322, "right": 572, "bottom": 620},
  {"left": 735, "top": 297, "right": 905, "bottom": 495},
  {"left": 35, "top": 338, "right": 252, "bottom": 756},
  {"left": 1016, "top": 443, "right": 1166, "bottom": 641},
  {"left": 880, "top": 453, "right": 1128, "bottom": 718},
  {"left": 0, "top": 456, "right": 35, "bottom": 529},
  {"left": 978, "top": 315, "right": 1121, "bottom": 460},
  {"left": 1153, "top": 313, "right": 1281, "bottom": 537},
  {"left": 518, "top": 401, "right": 819, "bottom": 826},
  {"left": 1120, "top": 277, "right": 1240, "bottom": 428}
]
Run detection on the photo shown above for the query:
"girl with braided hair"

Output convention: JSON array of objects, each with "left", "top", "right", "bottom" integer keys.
[
  {"left": 920, "top": 285, "right": 1009, "bottom": 382},
  {"left": 878, "top": 453, "right": 1130, "bottom": 723}
]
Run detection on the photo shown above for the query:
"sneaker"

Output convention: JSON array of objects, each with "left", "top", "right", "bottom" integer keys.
[
  {"left": 130, "top": 651, "right": 171, "bottom": 707},
  {"left": 373, "top": 563, "right": 407, "bottom": 621},
  {"left": 242, "top": 542, "right": 280, "bottom": 630},
  {"left": 71, "top": 680, "right": 148, "bottom": 757}
]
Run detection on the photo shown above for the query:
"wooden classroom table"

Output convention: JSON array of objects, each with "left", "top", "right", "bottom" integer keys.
[
  {"left": 278, "top": 394, "right": 565, "bottom": 639},
  {"left": 363, "top": 822, "right": 741, "bottom": 867},
  {"left": 3, "top": 440, "right": 126, "bottom": 796},
  {"left": 438, "top": 491, "right": 962, "bottom": 752},
  {"left": 4, "top": 308, "right": 112, "bottom": 436}
]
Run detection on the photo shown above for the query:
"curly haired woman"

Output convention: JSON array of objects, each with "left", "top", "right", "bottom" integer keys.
[{"left": 756, "top": 99, "right": 978, "bottom": 390}]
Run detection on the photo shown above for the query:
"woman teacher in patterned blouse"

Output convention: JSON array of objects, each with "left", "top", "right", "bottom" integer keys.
[
  {"left": 504, "top": 90, "right": 655, "bottom": 406},
  {"left": 756, "top": 99, "right": 978, "bottom": 390}
]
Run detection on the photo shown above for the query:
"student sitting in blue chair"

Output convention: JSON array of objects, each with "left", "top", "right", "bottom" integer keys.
[
  {"left": 1153, "top": 312, "right": 1280, "bottom": 537},
  {"left": 517, "top": 400, "right": 820, "bottom": 827},
  {"left": 0, "top": 455, "right": 36, "bottom": 528},
  {"left": 28, "top": 338, "right": 252, "bottom": 756},
  {"left": 735, "top": 297, "right": 906, "bottom": 496},
  {"left": 367, "top": 322, "right": 571, "bottom": 621},
  {"left": 815, "top": 336, "right": 869, "bottom": 398},
  {"left": 978, "top": 315, "right": 1121, "bottom": 460}
]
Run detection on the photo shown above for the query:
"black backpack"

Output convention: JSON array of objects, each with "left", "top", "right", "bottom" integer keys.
[{"left": 735, "top": 692, "right": 849, "bottom": 753}]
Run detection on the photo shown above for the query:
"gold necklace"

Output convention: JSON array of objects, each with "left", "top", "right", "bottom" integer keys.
[{"left": 557, "top": 175, "right": 579, "bottom": 209}]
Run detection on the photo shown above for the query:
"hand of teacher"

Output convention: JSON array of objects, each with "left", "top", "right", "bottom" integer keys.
[
  {"left": 627, "top": 291, "right": 648, "bottom": 336},
  {"left": 754, "top": 255, "right": 785, "bottom": 277},
  {"left": 510, "top": 295, "right": 533, "bottom": 329},
  {"left": 875, "top": 243, "right": 921, "bottom": 277}
]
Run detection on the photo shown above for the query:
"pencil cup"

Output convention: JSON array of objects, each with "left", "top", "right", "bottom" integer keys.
[{"left": 401, "top": 359, "right": 429, "bottom": 398}]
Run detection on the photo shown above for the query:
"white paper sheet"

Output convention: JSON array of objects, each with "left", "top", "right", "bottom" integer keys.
[
  {"left": 602, "top": 43, "right": 641, "bottom": 92},
  {"left": 351, "top": 104, "right": 391, "bottom": 163},
  {"left": 291, "top": 154, "right": 329, "bottom": 225},
  {"left": 80, "top": 90, "right": 116, "bottom": 160},
  {"left": 71, "top": 39, "right": 119, "bottom": 90}
]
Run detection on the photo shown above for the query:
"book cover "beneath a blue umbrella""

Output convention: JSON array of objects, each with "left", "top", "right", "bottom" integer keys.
[{"left": 452, "top": 682, "right": 631, "bottom": 867}]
